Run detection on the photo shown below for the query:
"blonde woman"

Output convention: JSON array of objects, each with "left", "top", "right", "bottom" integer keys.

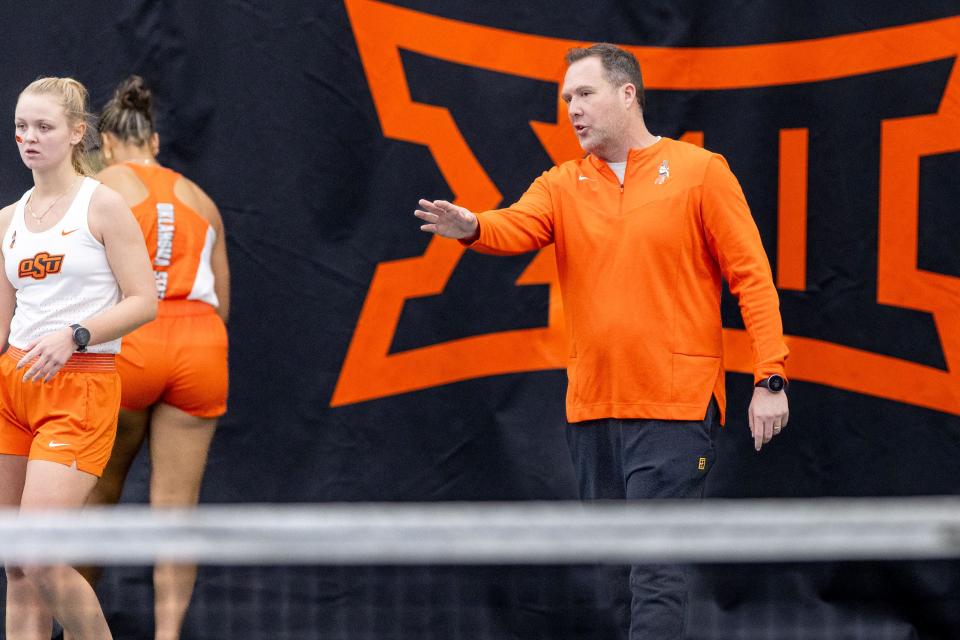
[{"left": 0, "top": 77, "right": 156, "bottom": 639}]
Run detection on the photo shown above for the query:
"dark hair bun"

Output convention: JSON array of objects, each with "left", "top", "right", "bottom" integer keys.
[{"left": 117, "top": 75, "right": 152, "bottom": 114}]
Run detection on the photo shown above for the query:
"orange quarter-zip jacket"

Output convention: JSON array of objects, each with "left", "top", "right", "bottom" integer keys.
[{"left": 466, "top": 137, "right": 788, "bottom": 423}]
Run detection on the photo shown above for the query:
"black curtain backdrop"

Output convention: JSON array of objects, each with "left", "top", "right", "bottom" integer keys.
[{"left": 0, "top": 2, "right": 958, "bottom": 639}]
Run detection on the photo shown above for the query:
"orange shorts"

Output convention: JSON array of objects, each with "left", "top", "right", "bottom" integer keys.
[
  {"left": 117, "top": 299, "right": 228, "bottom": 418},
  {"left": 0, "top": 347, "right": 121, "bottom": 477}
]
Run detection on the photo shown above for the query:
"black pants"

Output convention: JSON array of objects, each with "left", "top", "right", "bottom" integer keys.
[{"left": 566, "top": 400, "right": 719, "bottom": 640}]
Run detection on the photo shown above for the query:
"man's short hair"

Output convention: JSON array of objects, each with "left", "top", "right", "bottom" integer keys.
[{"left": 565, "top": 43, "right": 645, "bottom": 111}]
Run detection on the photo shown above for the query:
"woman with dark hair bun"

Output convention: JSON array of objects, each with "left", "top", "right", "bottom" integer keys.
[{"left": 78, "top": 75, "right": 229, "bottom": 640}]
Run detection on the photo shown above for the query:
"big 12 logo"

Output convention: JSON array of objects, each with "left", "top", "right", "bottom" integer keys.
[{"left": 334, "top": 0, "right": 960, "bottom": 417}]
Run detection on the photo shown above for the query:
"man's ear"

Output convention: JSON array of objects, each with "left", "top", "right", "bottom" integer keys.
[{"left": 621, "top": 82, "right": 637, "bottom": 110}]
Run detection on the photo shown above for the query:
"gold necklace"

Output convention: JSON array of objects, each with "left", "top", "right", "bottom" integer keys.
[{"left": 27, "top": 177, "right": 79, "bottom": 222}]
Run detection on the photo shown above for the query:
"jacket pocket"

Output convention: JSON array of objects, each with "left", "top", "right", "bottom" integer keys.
[{"left": 670, "top": 353, "right": 721, "bottom": 408}]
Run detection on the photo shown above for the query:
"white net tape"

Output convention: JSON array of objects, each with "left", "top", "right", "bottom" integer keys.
[{"left": 1, "top": 497, "right": 959, "bottom": 566}]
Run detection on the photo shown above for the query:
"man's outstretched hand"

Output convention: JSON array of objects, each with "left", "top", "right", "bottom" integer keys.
[{"left": 415, "top": 199, "right": 479, "bottom": 240}]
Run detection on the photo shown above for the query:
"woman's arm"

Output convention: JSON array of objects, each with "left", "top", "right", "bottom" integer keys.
[
  {"left": 179, "top": 178, "right": 229, "bottom": 324},
  {"left": 87, "top": 184, "right": 158, "bottom": 341},
  {"left": 208, "top": 204, "right": 230, "bottom": 324},
  {"left": 0, "top": 205, "right": 18, "bottom": 349}
]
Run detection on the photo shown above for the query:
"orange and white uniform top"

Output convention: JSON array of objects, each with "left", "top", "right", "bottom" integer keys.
[
  {"left": 2, "top": 177, "right": 121, "bottom": 353},
  {"left": 113, "top": 163, "right": 227, "bottom": 418},
  {"left": 124, "top": 163, "right": 218, "bottom": 307}
]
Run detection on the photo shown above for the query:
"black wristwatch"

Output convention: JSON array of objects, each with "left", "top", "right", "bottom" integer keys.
[
  {"left": 755, "top": 374, "right": 787, "bottom": 393},
  {"left": 70, "top": 323, "right": 91, "bottom": 352}
]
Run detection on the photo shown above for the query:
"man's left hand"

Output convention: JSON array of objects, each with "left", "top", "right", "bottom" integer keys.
[{"left": 748, "top": 387, "right": 789, "bottom": 451}]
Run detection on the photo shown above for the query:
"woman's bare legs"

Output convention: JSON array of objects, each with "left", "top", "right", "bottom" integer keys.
[
  {"left": 149, "top": 403, "right": 216, "bottom": 640},
  {"left": 16, "top": 460, "right": 111, "bottom": 639},
  {"left": 1, "top": 453, "right": 52, "bottom": 640}
]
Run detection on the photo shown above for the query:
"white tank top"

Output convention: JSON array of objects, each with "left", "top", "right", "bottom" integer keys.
[{"left": 3, "top": 177, "right": 122, "bottom": 354}]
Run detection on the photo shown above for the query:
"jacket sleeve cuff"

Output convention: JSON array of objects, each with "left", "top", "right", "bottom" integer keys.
[
  {"left": 457, "top": 220, "right": 481, "bottom": 247},
  {"left": 754, "top": 368, "right": 788, "bottom": 385}
]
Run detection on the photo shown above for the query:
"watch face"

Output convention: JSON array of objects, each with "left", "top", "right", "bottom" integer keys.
[
  {"left": 768, "top": 375, "right": 785, "bottom": 392},
  {"left": 74, "top": 327, "right": 91, "bottom": 346}
]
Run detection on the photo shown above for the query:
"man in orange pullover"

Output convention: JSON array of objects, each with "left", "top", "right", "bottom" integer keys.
[{"left": 416, "top": 44, "right": 789, "bottom": 639}]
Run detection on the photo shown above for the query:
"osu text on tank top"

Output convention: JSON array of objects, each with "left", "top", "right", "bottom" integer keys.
[
  {"left": 122, "top": 163, "right": 218, "bottom": 307},
  {"left": 2, "top": 177, "right": 122, "bottom": 354}
]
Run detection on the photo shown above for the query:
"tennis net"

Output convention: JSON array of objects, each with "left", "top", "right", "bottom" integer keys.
[{"left": 1, "top": 498, "right": 958, "bottom": 639}]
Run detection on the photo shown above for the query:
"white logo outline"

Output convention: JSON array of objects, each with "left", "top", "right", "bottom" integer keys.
[{"left": 655, "top": 159, "right": 670, "bottom": 185}]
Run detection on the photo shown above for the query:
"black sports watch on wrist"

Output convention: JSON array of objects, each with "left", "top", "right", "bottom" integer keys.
[
  {"left": 70, "top": 323, "right": 91, "bottom": 352},
  {"left": 755, "top": 374, "right": 787, "bottom": 393}
]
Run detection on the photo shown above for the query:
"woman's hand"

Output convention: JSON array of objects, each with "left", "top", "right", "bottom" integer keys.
[{"left": 17, "top": 327, "right": 76, "bottom": 382}]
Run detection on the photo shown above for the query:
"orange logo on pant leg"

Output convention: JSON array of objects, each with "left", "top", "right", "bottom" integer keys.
[
  {"left": 18, "top": 252, "right": 64, "bottom": 280},
  {"left": 334, "top": 0, "right": 960, "bottom": 416}
]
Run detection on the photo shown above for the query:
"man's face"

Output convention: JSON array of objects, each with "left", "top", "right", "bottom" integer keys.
[{"left": 561, "top": 57, "right": 631, "bottom": 156}]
